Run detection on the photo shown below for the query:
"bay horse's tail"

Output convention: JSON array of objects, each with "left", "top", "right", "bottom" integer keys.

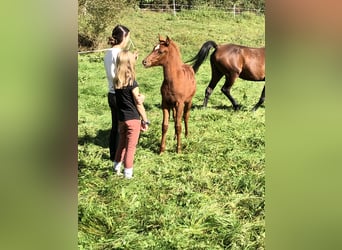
[{"left": 187, "top": 41, "right": 218, "bottom": 73}]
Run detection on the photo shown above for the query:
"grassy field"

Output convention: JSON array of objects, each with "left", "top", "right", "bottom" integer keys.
[{"left": 78, "top": 9, "right": 265, "bottom": 249}]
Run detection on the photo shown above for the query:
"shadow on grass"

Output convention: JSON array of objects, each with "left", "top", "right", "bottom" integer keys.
[
  {"left": 191, "top": 104, "right": 236, "bottom": 111},
  {"left": 78, "top": 126, "right": 162, "bottom": 156},
  {"left": 78, "top": 129, "right": 110, "bottom": 148},
  {"left": 209, "top": 104, "right": 265, "bottom": 112},
  {"left": 138, "top": 130, "right": 162, "bottom": 154}
]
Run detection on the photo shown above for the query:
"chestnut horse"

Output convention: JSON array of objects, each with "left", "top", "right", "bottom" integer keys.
[
  {"left": 188, "top": 41, "right": 265, "bottom": 111},
  {"left": 142, "top": 36, "right": 196, "bottom": 153}
]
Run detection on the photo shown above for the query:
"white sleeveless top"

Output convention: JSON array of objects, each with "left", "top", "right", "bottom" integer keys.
[{"left": 104, "top": 47, "right": 121, "bottom": 94}]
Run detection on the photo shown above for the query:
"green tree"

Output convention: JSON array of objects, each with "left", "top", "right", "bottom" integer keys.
[
  {"left": 78, "top": 0, "right": 265, "bottom": 49},
  {"left": 78, "top": 0, "right": 129, "bottom": 48}
]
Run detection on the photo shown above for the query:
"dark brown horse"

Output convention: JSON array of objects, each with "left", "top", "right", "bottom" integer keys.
[
  {"left": 188, "top": 41, "right": 265, "bottom": 111},
  {"left": 142, "top": 35, "right": 196, "bottom": 153}
]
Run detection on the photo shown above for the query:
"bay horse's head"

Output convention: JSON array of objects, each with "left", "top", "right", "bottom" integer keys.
[{"left": 142, "top": 35, "right": 174, "bottom": 68}]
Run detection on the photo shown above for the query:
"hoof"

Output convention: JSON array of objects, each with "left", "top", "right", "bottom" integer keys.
[
  {"left": 251, "top": 103, "right": 264, "bottom": 112},
  {"left": 233, "top": 104, "right": 242, "bottom": 111}
]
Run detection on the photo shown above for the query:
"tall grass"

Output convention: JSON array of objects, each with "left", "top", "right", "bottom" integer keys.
[{"left": 79, "top": 9, "right": 265, "bottom": 249}]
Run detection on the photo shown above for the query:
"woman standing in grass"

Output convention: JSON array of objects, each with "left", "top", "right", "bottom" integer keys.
[
  {"left": 113, "top": 50, "right": 149, "bottom": 179},
  {"left": 104, "top": 25, "right": 144, "bottom": 166},
  {"left": 104, "top": 25, "right": 130, "bottom": 163}
]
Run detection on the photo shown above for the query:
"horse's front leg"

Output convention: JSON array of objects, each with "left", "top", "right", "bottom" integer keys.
[
  {"left": 175, "top": 102, "right": 185, "bottom": 153},
  {"left": 172, "top": 107, "right": 177, "bottom": 140},
  {"left": 160, "top": 107, "right": 169, "bottom": 154},
  {"left": 252, "top": 85, "right": 265, "bottom": 111}
]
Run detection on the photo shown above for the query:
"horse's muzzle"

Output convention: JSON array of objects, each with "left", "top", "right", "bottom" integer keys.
[{"left": 142, "top": 59, "right": 149, "bottom": 67}]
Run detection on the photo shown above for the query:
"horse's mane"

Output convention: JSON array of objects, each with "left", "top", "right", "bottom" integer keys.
[
  {"left": 169, "top": 40, "right": 181, "bottom": 56},
  {"left": 167, "top": 39, "right": 183, "bottom": 65}
]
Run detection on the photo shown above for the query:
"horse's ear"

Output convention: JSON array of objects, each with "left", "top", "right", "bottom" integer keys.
[
  {"left": 165, "top": 36, "right": 171, "bottom": 46},
  {"left": 158, "top": 34, "right": 165, "bottom": 42}
]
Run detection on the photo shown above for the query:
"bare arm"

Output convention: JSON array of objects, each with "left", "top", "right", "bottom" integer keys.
[
  {"left": 136, "top": 93, "right": 145, "bottom": 105},
  {"left": 132, "top": 87, "right": 148, "bottom": 123}
]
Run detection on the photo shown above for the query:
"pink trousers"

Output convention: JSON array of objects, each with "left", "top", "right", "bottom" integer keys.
[{"left": 114, "top": 119, "right": 141, "bottom": 168}]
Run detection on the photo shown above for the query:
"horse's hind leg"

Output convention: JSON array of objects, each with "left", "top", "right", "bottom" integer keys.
[
  {"left": 174, "top": 102, "right": 185, "bottom": 153},
  {"left": 221, "top": 73, "right": 240, "bottom": 110},
  {"left": 183, "top": 100, "right": 192, "bottom": 138},
  {"left": 203, "top": 64, "right": 223, "bottom": 108},
  {"left": 252, "top": 85, "right": 265, "bottom": 111}
]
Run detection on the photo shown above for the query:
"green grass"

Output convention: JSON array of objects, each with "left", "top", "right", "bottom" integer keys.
[{"left": 79, "top": 9, "right": 265, "bottom": 249}]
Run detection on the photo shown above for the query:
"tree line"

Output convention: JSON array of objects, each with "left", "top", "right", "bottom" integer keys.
[
  {"left": 138, "top": 0, "right": 264, "bottom": 10},
  {"left": 78, "top": 0, "right": 264, "bottom": 50}
]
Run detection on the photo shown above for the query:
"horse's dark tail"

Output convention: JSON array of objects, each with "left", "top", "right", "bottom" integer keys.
[{"left": 186, "top": 41, "right": 217, "bottom": 73}]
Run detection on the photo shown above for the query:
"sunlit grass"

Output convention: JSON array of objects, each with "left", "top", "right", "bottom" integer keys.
[{"left": 79, "top": 9, "right": 265, "bottom": 249}]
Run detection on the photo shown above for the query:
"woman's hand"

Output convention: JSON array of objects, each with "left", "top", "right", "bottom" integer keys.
[{"left": 140, "top": 120, "right": 149, "bottom": 132}]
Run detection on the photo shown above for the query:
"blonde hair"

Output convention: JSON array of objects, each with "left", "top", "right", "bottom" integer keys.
[{"left": 114, "top": 50, "right": 136, "bottom": 89}]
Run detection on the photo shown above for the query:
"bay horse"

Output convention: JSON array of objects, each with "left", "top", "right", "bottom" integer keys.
[
  {"left": 188, "top": 41, "right": 265, "bottom": 111},
  {"left": 142, "top": 35, "right": 196, "bottom": 153}
]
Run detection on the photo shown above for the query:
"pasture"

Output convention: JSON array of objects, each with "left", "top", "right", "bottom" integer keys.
[{"left": 78, "top": 9, "right": 265, "bottom": 249}]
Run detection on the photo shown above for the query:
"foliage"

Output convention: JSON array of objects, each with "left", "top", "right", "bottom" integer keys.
[
  {"left": 78, "top": 0, "right": 264, "bottom": 50},
  {"left": 78, "top": 9, "right": 265, "bottom": 249},
  {"left": 78, "top": 0, "right": 129, "bottom": 49},
  {"left": 138, "top": 0, "right": 265, "bottom": 9}
]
